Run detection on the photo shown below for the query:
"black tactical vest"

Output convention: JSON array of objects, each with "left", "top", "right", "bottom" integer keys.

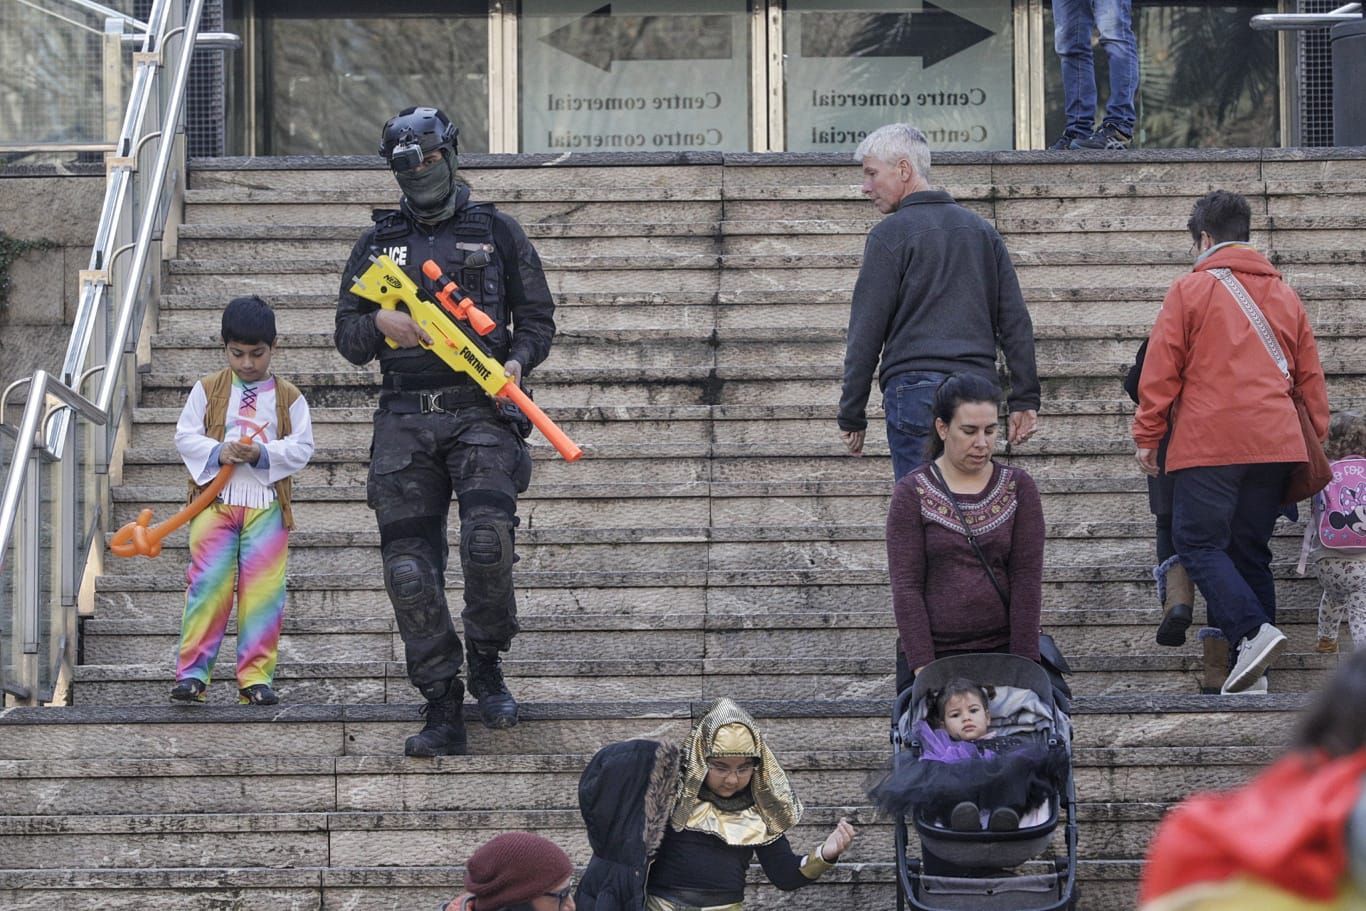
[{"left": 367, "top": 200, "right": 513, "bottom": 377}]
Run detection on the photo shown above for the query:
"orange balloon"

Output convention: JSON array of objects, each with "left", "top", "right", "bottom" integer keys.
[{"left": 109, "top": 424, "right": 265, "bottom": 559}]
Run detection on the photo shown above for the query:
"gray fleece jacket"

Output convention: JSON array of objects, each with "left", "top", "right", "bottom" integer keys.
[{"left": 838, "top": 190, "right": 1040, "bottom": 432}]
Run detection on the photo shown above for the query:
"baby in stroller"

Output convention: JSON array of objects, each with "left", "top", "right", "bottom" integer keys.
[
  {"left": 873, "top": 677, "right": 1066, "bottom": 833},
  {"left": 874, "top": 653, "right": 1078, "bottom": 911}
]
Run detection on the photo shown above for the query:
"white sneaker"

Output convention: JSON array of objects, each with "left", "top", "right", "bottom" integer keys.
[
  {"left": 1221, "top": 674, "right": 1268, "bottom": 695},
  {"left": 1222, "top": 624, "right": 1287, "bottom": 693}
]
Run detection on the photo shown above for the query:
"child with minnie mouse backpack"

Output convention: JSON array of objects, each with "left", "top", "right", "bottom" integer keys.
[{"left": 1299, "top": 411, "right": 1366, "bottom": 654}]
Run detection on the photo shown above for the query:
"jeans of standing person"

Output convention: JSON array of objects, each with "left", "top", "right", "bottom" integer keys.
[
  {"left": 1171, "top": 462, "right": 1289, "bottom": 648},
  {"left": 884, "top": 371, "right": 949, "bottom": 482},
  {"left": 1053, "top": 0, "right": 1140, "bottom": 139}
]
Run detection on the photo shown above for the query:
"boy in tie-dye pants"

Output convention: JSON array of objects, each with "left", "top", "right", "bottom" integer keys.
[{"left": 170, "top": 296, "right": 315, "bottom": 705}]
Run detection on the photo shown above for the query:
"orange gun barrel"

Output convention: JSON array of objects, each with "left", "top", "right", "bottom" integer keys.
[
  {"left": 422, "top": 260, "right": 496, "bottom": 336},
  {"left": 499, "top": 382, "right": 583, "bottom": 462}
]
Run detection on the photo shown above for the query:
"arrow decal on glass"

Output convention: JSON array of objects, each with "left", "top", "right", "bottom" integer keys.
[
  {"left": 540, "top": 3, "right": 734, "bottom": 72},
  {"left": 800, "top": 3, "right": 995, "bottom": 68}
]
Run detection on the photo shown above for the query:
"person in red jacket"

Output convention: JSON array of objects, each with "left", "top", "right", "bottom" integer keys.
[
  {"left": 1133, "top": 190, "right": 1329, "bottom": 695},
  {"left": 1139, "top": 648, "right": 1366, "bottom": 909}
]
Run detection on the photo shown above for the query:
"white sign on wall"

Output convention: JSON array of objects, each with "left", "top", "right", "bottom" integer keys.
[
  {"left": 520, "top": 0, "right": 751, "bottom": 153},
  {"left": 785, "top": 0, "right": 1015, "bottom": 151}
]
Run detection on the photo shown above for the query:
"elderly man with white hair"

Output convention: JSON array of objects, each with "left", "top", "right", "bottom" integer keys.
[{"left": 837, "top": 122, "right": 1040, "bottom": 481}]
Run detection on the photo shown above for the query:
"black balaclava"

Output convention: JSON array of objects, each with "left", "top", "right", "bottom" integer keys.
[{"left": 396, "top": 150, "right": 460, "bottom": 224}]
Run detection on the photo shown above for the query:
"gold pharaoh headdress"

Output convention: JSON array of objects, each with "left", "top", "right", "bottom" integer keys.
[{"left": 670, "top": 698, "right": 803, "bottom": 846}]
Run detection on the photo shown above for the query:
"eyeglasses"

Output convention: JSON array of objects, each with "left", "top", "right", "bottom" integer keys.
[
  {"left": 706, "top": 760, "right": 758, "bottom": 777},
  {"left": 543, "top": 883, "right": 574, "bottom": 907}
]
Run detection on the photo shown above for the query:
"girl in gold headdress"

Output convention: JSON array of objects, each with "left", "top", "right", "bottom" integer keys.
[{"left": 575, "top": 698, "right": 857, "bottom": 911}]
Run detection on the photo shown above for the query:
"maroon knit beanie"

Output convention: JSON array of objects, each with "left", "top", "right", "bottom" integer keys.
[{"left": 464, "top": 832, "right": 573, "bottom": 910}]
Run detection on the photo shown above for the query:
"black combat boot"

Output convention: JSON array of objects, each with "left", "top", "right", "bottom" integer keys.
[
  {"left": 467, "top": 647, "right": 519, "bottom": 729},
  {"left": 404, "top": 678, "right": 468, "bottom": 756}
]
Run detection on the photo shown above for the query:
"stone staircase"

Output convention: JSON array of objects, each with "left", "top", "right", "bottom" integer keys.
[{"left": 2, "top": 148, "right": 1364, "bottom": 909}]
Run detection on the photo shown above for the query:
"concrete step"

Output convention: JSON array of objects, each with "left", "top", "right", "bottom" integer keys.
[
  {"left": 94, "top": 519, "right": 1317, "bottom": 578},
  {"left": 180, "top": 168, "right": 1366, "bottom": 207},
  {"left": 0, "top": 862, "right": 1135, "bottom": 911},
  {"left": 115, "top": 437, "right": 1160, "bottom": 486},
  {"left": 177, "top": 228, "right": 721, "bottom": 262},
  {"left": 0, "top": 803, "right": 1170, "bottom": 869},
  {"left": 151, "top": 283, "right": 1366, "bottom": 336},
  {"left": 126, "top": 401, "right": 1160, "bottom": 449},
  {"left": 0, "top": 697, "right": 1313, "bottom": 760},
  {"left": 107, "top": 475, "right": 1161, "bottom": 529},
  {"left": 182, "top": 150, "right": 1366, "bottom": 194},
  {"left": 72, "top": 650, "right": 1343, "bottom": 706},
  {"left": 90, "top": 569, "right": 1328, "bottom": 622},
  {"left": 171, "top": 214, "right": 1366, "bottom": 262},
  {"left": 187, "top": 161, "right": 731, "bottom": 192},
  {"left": 134, "top": 360, "right": 1366, "bottom": 409},
  {"left": 143, "top": 325, "right": 1366, "bottom": 376},
  {"left": 160, "top": 250, "right": 1366, "bottom": 299},
  {"left": 0, "top": 745, "right": 1280, "bottom": 817}
]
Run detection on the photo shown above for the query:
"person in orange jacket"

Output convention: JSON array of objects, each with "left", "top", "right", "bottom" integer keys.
[
  {"left": 1133, "top": 190, "right": 1329, "bottom": 695},
  {"left": 1139, "top": 649, "right": 1366, "bottom": 910}
]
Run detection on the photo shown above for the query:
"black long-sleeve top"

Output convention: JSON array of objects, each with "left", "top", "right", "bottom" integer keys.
[{"left": 646, "top": 826, "right": 813, "bottom": 904}]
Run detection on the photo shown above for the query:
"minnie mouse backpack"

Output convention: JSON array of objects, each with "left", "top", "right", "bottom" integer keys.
[{"left": 1314, "top": 456, "right": 1366, "bottom": 554}]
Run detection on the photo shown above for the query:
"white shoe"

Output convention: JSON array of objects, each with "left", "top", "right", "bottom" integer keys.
[
  {"left": 1222, "top": 624, "right": 1287, "bottom": 693},
  {"left": 1221, "top": 674, "right": 1268, "bottom": 695}
]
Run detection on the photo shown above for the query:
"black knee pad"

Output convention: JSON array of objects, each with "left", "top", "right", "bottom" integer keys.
[
  {"left": 383, "top": 544, "right": 441, "bottom": 613},
  {"left": 460, "top": 511, "right": 515, "bottom": 573},
  {"left": 380, "top": 516, "right": 446, "bottom": 614},
  {"left": 458, "top": 493, "right": 518, "bottom": 575}
]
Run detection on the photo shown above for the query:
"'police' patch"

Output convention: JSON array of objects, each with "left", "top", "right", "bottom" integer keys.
[{"left": 382, "top": 246, "right": 408, "bottom": 266}]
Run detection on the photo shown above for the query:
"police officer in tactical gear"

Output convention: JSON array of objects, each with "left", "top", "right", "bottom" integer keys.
[{"left": 334, "top": 106, "right": 556, "bottom": 756}]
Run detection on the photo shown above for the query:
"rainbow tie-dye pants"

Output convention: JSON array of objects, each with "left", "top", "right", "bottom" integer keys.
[{"left": 176, "top": 500, "right": 288, "bottom": 688}]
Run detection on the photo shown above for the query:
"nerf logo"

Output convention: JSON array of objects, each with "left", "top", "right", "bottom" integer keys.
[
  {"left": 383, "top": 274, "right": 402, "bottom": 289},
  {"left": 382, "top": 246, "right": 408, "bottom": 265},
  {"left": 459, "top": 345, "right": 492, "bottom": 381}
]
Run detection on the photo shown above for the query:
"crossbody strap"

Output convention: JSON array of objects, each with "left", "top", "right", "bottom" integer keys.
[
  {"left": 927, "top": 462, "right": 1010, "bottom": 609},
  {"left": 1210, "top": 267, "right": 1291, "bottom": 387}
]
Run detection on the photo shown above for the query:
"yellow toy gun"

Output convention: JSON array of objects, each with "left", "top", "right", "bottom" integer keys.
[{"left": 350, "top": 254, "right": 583, "bottom": 462}]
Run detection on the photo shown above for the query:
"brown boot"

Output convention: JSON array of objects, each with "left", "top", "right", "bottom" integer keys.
[
  {"left": 1199, "top": 628, "right": 1230, "bottom": 694},
  {"left": 1156, "top": 558, "right": 1195, "bottom": 647}
]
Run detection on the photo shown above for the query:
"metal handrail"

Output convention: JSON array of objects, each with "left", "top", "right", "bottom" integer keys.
[
  {"left": 0, "top": 0, "right": 236, "bottom": 705},
  {"left": 53, "top": 0, "right": 177, "bottom": 449},
  {"left": 1252, "top": 2, "right": 1361, "bottom": 29},
  {"left": 91, "top": 0, "right": 206, "bottom": 426},
  {"left": 50, "top": 0, "right": 149, "bottom": 32},
  {"left": 0, "top": 372, "right": 106, "bottom": 560}
]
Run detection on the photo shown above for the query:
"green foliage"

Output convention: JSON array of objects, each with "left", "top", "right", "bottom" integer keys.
[{"left": 0, "top": 231, "right": 58, "bottom": 313}]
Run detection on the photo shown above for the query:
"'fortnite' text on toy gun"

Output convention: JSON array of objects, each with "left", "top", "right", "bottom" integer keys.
[{"left": 350, "top": 254, "right": 583, "bottom": 462}]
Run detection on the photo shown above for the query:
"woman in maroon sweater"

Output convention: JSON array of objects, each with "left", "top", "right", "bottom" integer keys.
[{"left": 886, "top": 373, "right": 1046, "bottom": 692}]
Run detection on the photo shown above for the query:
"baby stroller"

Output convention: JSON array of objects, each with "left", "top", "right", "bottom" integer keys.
[{"left": 889, "top": 653, "right": 1077, "bottom": 910}]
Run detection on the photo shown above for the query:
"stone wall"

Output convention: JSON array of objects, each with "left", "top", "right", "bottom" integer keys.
[{"left": 0, "top": 163, "right": 105, "bottom": 391}]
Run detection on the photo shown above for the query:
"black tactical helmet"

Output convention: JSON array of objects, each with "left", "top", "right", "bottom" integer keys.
[{"left": 379, "top": 106, "right": 459, "bottom": 172}]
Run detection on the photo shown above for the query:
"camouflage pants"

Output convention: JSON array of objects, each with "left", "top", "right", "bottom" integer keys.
[{"left": 366, "top": 402, "right": 531, "bottom": 690}]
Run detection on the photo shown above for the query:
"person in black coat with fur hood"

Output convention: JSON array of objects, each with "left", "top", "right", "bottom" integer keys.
[{"left": 575, "top": 698, "right": 857, "bottom": 910}]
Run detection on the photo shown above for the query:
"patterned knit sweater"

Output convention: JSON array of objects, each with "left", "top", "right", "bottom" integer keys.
[{"left": 885, "top": 461, "right": 1045, "bottom": 669}]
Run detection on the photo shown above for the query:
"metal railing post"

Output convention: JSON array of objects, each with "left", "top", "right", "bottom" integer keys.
[{"left": 103, "top": 17, "right": 125, "bottom": 146}]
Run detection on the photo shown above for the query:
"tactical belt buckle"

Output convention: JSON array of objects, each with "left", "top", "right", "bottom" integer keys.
[{"left": 418, "top": 391, "right": 446, "bottom": 414}]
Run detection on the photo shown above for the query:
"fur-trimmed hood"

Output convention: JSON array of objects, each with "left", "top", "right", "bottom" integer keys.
[{"left": 575, "top": 738, "right": 683, "bottom": 910}]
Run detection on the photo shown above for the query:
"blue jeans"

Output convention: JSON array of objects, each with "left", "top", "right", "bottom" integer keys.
[
  {"left": 1053, "top": 0, "right": 1140, "bottom": 137},
  {"left": 1171, "top": 463, "right": 1288, "bottom": 648},
  {"left": 883, "top": 371, "right": 948, "bottom": 481}
]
